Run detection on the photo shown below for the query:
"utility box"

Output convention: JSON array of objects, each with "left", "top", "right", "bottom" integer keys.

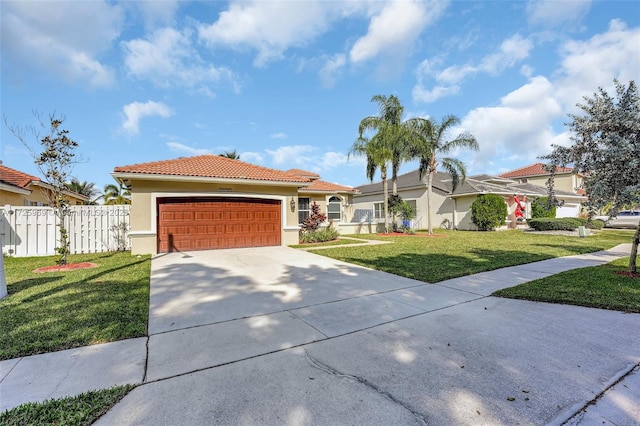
[{"left": 578, "top": 225, "right": 586, "bottom": 238}]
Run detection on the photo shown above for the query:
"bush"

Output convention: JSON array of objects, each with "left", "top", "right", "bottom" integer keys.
[
  {"left": 471, "top": 194, "right": 508, "bottom": 231},
  {"left": 300, "top": 202, "right": 326, "bottom": 233},
  {"left": 572, "top": 217, "right": 606, "bottom": 229},
  {"left": 527, "top": 218, "right": 581, "bottom": 231},
  {"left": 531, "top": 197, "right": 556, "bottom": 218},
  {"left": 299, "top": 227, "right": 339, "bottom": 244}
]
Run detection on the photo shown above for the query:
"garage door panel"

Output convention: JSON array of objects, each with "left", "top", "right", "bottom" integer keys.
[{"left": 158, "top": 197, "right": 281, "bottom": 252}]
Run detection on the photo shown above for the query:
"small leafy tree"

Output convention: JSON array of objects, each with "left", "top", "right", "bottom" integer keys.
[
  {"left": 300, "top": 202, "right": 326, "bottom": 233},
  {"left": 543, "top": 80, "right": 640, "bottom": 273},
  {"left": 471, "top": 194, "right": 508, "bottom": 231},
  {"left": 531, "top": 197, "right": 557, "bottom": 218},
  {"left": 5, "top": 113, "right": 79, "bottom": 265}
]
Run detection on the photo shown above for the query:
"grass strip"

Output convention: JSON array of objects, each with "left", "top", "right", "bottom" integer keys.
[
  {"left": 0, "top": 384, "right": 135, "bottom": 426},
  {"left": 493, "top": 257, "right": 640, "bottom": 313},
  {"left": 310, "top": 230, "right": 634, "bottom": 283}
]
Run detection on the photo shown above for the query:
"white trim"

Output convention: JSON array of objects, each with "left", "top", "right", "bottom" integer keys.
[
  {"left": 112, "top": 172, "right": 309, "bottom": 188},
  {"left": 150, "top": 192, "right": 289, "bottom": 235},
  {"left": 129, "top": 231, "right": 157, "bottom": 237}
]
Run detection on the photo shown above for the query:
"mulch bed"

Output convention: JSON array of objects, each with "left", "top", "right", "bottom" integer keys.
[
  {"left": 614, "top": 271, "right": 640, "bottom": 278},
  {"left": 375, "top": 233, "right": 448, "bottom": 238},
  {"left": 33, "top": 262, "right": 99, "bottom": 273}
]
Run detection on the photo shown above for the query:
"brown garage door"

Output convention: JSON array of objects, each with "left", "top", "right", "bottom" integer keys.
[{"left": 157, "top": 197, "right": 281, "bottom": 252}]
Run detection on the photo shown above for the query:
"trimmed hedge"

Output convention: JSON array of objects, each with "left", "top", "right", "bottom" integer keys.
[
  {"left": 531, "top": 197, "right": 556, "bottom": 218},
  {"left": 527, "top": 218, "right": 581, "bottom": 231},
  {"left": 527, "top": 217, "right": 605, "bottom": 231}
]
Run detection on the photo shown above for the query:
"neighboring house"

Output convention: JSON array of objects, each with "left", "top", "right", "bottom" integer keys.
[
  {"left": 111, "top": 156, "right": 358, "bottom": 255},
  {"left": 498, "top": 163, "right": 586, "bottom": 218},
  {"left": 353, "top": 169, "right": 586, "bottom": 231},
  {"left": 0, "top": 164, "right": 89, "bottom": 206}
]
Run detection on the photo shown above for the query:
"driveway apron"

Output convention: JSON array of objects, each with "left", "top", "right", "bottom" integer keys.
[{"left": 85, "top": 246, "right": 640, "bottom": 424}]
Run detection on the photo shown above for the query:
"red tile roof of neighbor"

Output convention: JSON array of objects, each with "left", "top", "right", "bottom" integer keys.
[
  {"left": 0, "top": 164, "right": 41, "bottom": 188},
  {"left": 113, "top": 155, "right": 311, "bottom": 183},
  {"left": 498, "top": 162, "right": 574, "bottom": 178},
  {"left": 303, "top": 179, "right": 359, "bottom": 193}
]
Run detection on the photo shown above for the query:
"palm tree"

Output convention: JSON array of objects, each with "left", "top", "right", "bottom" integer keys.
[
  {"left": 66, "top": 178, "right": 100, "bottom": 205},
  {"left": 103, "top": 183, "right": 131, "bottom": 205},
  {"left": 349, "top": 135, "right": 393, "bottom": 233},
  {"left": 219, "top": 149, "right": 240, "bottom": 160},
  {"left": 409, "top": 115, "right": 479, "bottom": 234},
  {"left": 358, "top": 95, "right": 414, "bottom": 196}
]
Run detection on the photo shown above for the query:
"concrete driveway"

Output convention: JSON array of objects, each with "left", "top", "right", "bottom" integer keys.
[{"left": 92, "top": 246, "right": 639, "bottom": 425}]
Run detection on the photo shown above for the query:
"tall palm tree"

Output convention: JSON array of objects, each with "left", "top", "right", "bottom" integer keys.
[
  {"left": 66, "top": 178, "right": 100, "bottom": 205},
  {"left": 349, "top": 135, "right": 393, "bottom": 233},
  {"left": 219, "top": 149, "right": 240, "bottom": 160},
  {"left": 103, "top": 183, "right": 131, "bottom": 205},
  {"left": 358, "top": 95, "right": 414, "bottom": 196},
  {"left": 409, "top": 115, "right": 479, "bottom": 234}
]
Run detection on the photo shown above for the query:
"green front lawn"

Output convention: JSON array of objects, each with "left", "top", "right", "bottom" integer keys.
[
  {"left": 0, "top": 252, "right": 151, "bottom": 361},
  {"left": 0, "top": 385, "right": 135, "bottom": 426},
  {"left": 310, "top": 230, "right": 634, "bottom": 283},
  {"left": 494, "top": 257, "right": 640, "bottom": 313}
]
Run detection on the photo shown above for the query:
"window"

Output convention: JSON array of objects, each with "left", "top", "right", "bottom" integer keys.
[
  {"left": 298, "top": 197, "right": 310, "bottom": 224},
  {"left": 374, "top": 202, "right": 385, "bottom": 219},
  {"left": 327, "top": 196, "right": 341, "bottom": 222}
]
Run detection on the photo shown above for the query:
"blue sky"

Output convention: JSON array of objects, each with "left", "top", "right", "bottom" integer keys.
[{"left": 2, "top": 0, "right": 639, "bottom": 195}]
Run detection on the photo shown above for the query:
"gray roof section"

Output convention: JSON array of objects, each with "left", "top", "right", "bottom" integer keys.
[{"left": 355, "top": 169, "right": 585, "bottom": 199}]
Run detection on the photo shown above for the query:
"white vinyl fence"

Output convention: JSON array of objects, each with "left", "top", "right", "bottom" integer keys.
[{"left": 1, "top": 205, "right": 131, "bottom": 257}]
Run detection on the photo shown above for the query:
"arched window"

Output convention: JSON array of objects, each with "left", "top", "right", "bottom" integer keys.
[{"left": 327, "top": 196, "right": 341, "bottom": 222}]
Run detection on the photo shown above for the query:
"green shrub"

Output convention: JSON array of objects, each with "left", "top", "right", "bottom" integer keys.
[
  {"left": 572, "top": 217, "right": 606, "bottom": 229},
  {"left": 531, "top": 197, "right": 556, "bottom": 218},
  {"left": 527, "top": 218, "right": 582, "bottom": 231},
  {"left": 471, "top": 194, "right": 508, "bottom": 231},
  {"left": 299, "top": 227, "right": 339, "bottom": 243}
]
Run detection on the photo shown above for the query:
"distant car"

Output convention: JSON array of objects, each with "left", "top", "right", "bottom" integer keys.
[{"left": 598, "top": 210, "right": 640, "bottom": 229}]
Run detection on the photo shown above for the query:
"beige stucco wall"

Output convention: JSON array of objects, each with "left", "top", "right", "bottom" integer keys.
[
  {"left": 452, "top": 196, "right": 478, "bottom": 230},
  {"left": 1, "top": 190, "right": 27, "bottom": 206},
  {"left": 127, "top": 178, "right": 303, "bottom": 254},
  {"left": 0, "top": 185, "right": 85, "bottom": 206},
  {"left": 298, "top": 192, "right": 354, "bottom": 225},
  {"left": 521, "top": 174, "right": 580, "bottom": 194}
]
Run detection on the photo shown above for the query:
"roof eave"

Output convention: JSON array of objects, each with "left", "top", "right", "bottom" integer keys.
[
  {"left": 0, "top": 182, "right": 32, "bottom": 195},
  {"left": 29, "top": 181, "right": 90, "bottom": 201}
]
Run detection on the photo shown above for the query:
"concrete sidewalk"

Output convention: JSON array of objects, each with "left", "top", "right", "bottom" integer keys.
[{"left": 1, "top": 244, "right": 638, "bottom": 425}]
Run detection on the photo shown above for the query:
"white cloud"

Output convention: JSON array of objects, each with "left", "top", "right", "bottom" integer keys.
[
  {"left": 349, "top": 0, "right": 445, "bottom": 64},
  {"left": 198, "top": 1, "right": 341, "bottom": 67},
  {"left": 527, "top": 0, "right": 591, "bottom": 28},
  {"left": 555, "top": 19, "right": 640, "bottom": 110},
  {"left": 270, "top": 132, "right": 288, "bottom": 140},
  {"left": 166, "top": 142, "right": 212, "bottom": 156},
  {"left": 413, "top": 34, "right": 534, "bottom": 103},
  {"left": 320, "top": 152, "right": 350, "bottom": 169},
  {"left": 319, "top": 54, "right": 347, "bottom": 88},
  {"left": 1, "top": 0, "right": 122, "bottom": 87},
  {"left": 266, "top": 145, "right": 316, "bottom": 166},
  {"left": 130, "top": 0, "right": 180, "bottom": 29},
  {"left": 461, "top": 76, "right": 563, "bottom": 165},
  {"left": 122, "top": 101, "right": 174, "bottom": 135},
  {"left": 239, "top": 151, "right": 265, "bottom": 164},
  {"left": 122, "top": 27, "right": 237, "bottom": 93}
]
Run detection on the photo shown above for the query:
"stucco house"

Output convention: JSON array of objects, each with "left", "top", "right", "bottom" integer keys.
[
  {"left": 111, "top": 156, "right": 358, "bottom": 255},
  {"left": 498, "top": 163, "right": 586, "bottom": 217},
  {"left": 0, "top": 164, "right": 89, "bottom": 206},
  {"left": 352, "top": 169, "right": 586, "bottom": 231}
]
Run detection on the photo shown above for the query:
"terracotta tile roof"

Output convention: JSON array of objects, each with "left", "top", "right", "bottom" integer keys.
[
  {"left": 286, "top": 169, "right": 321, "bottom": 179},
  {"left": 302, "top": 179, "right": 359, "bottom": 193},
  {"left": 113, "top": 155, "right": 310, "bottom": 183},
  {"left": 498, "top": 163, "right": 573, "bottom": 178},
  {"left": 0, "top": 164, "right": 40, "bottom": 188}
]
